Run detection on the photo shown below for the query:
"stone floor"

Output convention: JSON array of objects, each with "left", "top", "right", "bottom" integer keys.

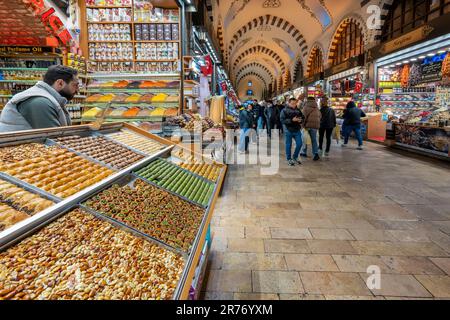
[{"left": 201, "top": 139, "right": 450, "bottom": 300}]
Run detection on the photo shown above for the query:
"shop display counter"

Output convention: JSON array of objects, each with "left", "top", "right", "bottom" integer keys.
[
  {"left": 0, "top": 122, "right": 227, "bottom": 300},
  {"left": 392, "top": 123, "right": 450, "bottom": 159}
]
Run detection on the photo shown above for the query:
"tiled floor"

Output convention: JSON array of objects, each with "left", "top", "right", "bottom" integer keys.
[{"left": 202, "top": 139, "right": 450, "bottom": 300}]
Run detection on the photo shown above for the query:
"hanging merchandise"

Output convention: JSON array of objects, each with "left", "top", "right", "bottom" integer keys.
[
  {"left": 400, "top": 65, "right": 410, "bottom": 88},
  {"left": 209, "top": 96, "right": 226, "bottom": 125},
  {"left": 200, "top": 55, "right": 213, "bottom": 76},
  {"left": 408, "top": 63, "right": 422, "bottom": 87}
]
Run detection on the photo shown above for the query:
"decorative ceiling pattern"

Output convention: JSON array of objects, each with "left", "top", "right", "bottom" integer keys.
[
  {"left": 233, "top": 46, "right": 286, "bottom": 73},
  {"left": 237, "top": 71, "right": 268, "bottom": 89},
  {"left": 210, "top": 0, "right": 378, "bottom": 97},
  {"left": 227, "top": 15, "right": 308, "bottom": 61},
  {"left": 235, "top": 62, "right": 275, "bottom": 82}
]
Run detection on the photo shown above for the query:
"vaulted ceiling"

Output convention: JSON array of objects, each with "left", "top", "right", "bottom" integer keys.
[{"left": 210, "top": 0, "right": 377, "bottom": 99}]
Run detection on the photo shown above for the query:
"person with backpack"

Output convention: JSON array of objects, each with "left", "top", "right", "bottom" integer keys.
[
  {"left": 280, "top": 98, "right": 304, "bottom": 166},
  {"left": 319, "top": 96, "right": 337, "bottom": 157},
  {"left": 342, "top": 100, "right": 366, "bottom": 150},
  {"left": 238, "top": 104, "right": 255, "bottom": 153}
]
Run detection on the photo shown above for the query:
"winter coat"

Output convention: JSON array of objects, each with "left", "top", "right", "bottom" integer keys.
[
  {"left": 239, "top": 109, "right": 254, "bottom": 129},
  {"left": 320, "top": 106, "right": 337, "bottom": 129},
  {"left": 302, "top": 100, "right": 321, "bottom": 129},
  {"left": 343, "top": 102, "right": 366, "bottom": 126},
  {"left": 280, "top": 107, "right": 304, "bottom": 133},
  {"left": 264, "top": 105, "right": 278, "bottom": 123},
  {"left": 0, "top": 81, "right": 71, "bottom": 132}
]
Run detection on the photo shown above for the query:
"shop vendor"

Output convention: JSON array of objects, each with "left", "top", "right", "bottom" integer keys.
[{"left": 0, "top": 65, "right": 79, "bottom": 132}]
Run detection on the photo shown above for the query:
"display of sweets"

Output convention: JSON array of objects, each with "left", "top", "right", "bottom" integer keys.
[
  {"left": 88, "top": 23, "right": 131, "bottom": 41},
  {"left": 133, "top": 2, "right": 179, "bottom": 23},
  {"left": 107, "top": 130, "right": 164, "bottom": 155},
  {"left": 134, "top": 23, "right": 178, "bottom": 41},
  {"left": 54, "top": 135, "right": 144, "bottom": 170},
  {"left": 0, "top": 179, "right": 54, "bottom": 231},
  {"left": 0, "top": 69, "right": 45, "bottom": 80},
  {"left": 86, "top": 8, "right": 132, "bottom": 22},
  {"left": 84, "top": 179, "right": 205, "bottom": 251},
  {"left": 86, "top": 0, "right": 132, "bottom": 6},
  {"left": 0, "top": 144, "right": 114, "bottom": 199},
  {"left": 135, "top": 61, "right": 178, "bottom": 73},
  {"left": 89, "top": 43, "right": 133, "bottom": 61},
  {"left": 88, "top": 61, "right": 134, "bottom": 72},
  {"left": 135, "top": 43, "right": 178, "bottom": 60},
  {"left": 135, "top": 159, "right": 215, "bottom": 207},
  {"left": 0, "top": 208, "right": 185, "bottom": 300}
]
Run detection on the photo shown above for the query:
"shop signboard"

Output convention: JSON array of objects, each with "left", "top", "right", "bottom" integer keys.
[
  {"left": 324, "top": 55, "right": 364, "bottom": 78},
  {"left": 305, "top": 72, "right": 324, "bottom": 86},
  {"left": 366, "top": 12, "right": 450, "bottom": 62},
  {"left": 0, "top": 46, "right": 54, "bottom": 54},
  {"left": 421, "top": 60, "right": 443, "bottom": 83}
]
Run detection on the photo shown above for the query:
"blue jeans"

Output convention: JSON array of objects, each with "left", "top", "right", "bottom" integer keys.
[
  {"left": 257, "top": 117, "right": 264, "bottom": 132},
  {"left": 301, "top": 129, "right": 319, "bottom": 156},
  {"left": 239, "top": 128, "right": 250, "bottom": 152},
  {"left": 344, "top": 124, "right": 363, "bottom": 146},
  {"left": 285, "top": 130, "right": 303, "bottom": 161}
]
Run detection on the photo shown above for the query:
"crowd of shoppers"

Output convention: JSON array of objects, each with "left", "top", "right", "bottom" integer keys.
[{"left": 237, "top": 96, "right": 365, "bottom": 164}]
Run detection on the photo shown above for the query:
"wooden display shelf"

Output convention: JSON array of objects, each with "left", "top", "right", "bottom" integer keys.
[
  {"left": 133, "top": 21, "right": 179, "bottom": 24},
  {"left": 90, "top": 60, "right": 133, "bottom": 62},
  {"left": 86, "top": 6, "right": 132, "bottom": 9},
  {"left": 134, "top": 40, "right": 179, "bottom": 43},
  {"left": 87, "top": 21, "right": 132, "bottom": 24},
  {"left": 84, "top": 102, "right": 179, "bottom": 107},
  {"left": 135, "top": 59, "right": 178, "bottom": 62},
  {"left": 88, "top": 41, "right": 133, "bottom": 43}
]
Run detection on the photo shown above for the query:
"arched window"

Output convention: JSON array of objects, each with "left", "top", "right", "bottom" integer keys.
[
  {"left": 381, "top": 0, "right": 450, "bottom": 42},
  {"left": 330, "top": 21, "right": 364, "bottom": 66},
  {"left": 307, "top": 47, "right": 324, "bottom": 78},
  {"left": 293, "top": 60, "right": 304, "bottom": 84}
]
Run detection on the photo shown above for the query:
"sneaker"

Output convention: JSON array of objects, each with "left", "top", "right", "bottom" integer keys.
[
  {"left": 313, "top": 154, "right": 320, "bottom": 161},
  {"left": 325, "top": 152, "right": 329, "bottom": 157},
  {"left": 341, "top": 144, "right": 347, "bottom": 148},
  {"left": 238, "top": 150, "right": 246, "bottom": 154},
  {"left": 288, "top": 160, "right": 295, "bottom": 166},
  {"left": 320, "top": 149, "right": 325, "bottom": 157},
  {"left": 357, "top": 146, "right": 363, "bottom": 150},
  {"left": 300, "top": 153, "right": 308, "bottom": 158},
  {"left": 293, "top": 158, "right": 302, "bottom": 165}
]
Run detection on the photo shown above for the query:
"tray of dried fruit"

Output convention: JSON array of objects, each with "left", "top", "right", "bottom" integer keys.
[
  {"left": 134, "top": 158, "right": 215, "bottom": 209},
  {"left": 46, "top": 131, "right": 147, "bottom": 171},
  {"left": 0, "top": 206, "right": 186, "bottom": 300},
  {"left": 0, "top": 141, "right": 115, "bottom": 200},
  {"left": 0, "top": 174, "right": 57, "bottom": 233},
  {"left": 80, "top": 174, "right": 205, "bottom": 255}
]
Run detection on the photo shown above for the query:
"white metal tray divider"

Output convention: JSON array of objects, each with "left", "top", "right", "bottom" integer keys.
[{"left": 0, "top": 146, "right": 173, "bottom": 251}]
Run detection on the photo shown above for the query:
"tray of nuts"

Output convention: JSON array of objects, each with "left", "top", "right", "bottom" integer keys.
[
  {"left": 0, "top": 207, "right": 186, "bottom": 300},
  {"left": 81, "top": 174, "right": 205, "bottom": 254}
]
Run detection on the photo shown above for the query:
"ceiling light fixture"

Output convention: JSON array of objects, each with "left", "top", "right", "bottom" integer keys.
[
  {"left": 419, "top": 55, "right": 426, "bottom": 59},
  {"left": 427, "top": 53, "right": 435, "bottom": 57},
  {"left": 438, "top": 50, "right": 445, "bottom": 53}
]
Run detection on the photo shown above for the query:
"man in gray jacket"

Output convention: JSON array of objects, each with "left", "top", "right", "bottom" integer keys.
[{"left": 0, "top": 65, "right": 79, "bottom": 132}]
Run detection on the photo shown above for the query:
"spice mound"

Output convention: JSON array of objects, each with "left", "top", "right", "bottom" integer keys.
[
  {"left": 0, "top": 209, "right": 185, "bottom": 300},
  {"left": 84, "top": 179, "right": 205, "bottom": 251}
]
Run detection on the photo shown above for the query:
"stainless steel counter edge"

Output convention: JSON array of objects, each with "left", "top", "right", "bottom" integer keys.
[{"left": 0, "top": 145, "right": 174, "bottom": 251}]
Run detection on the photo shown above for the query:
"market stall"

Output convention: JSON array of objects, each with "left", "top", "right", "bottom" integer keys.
[
  {"left": 368, "top": 15, "right": 450, "bottom": 158},
  {"left": 0, "top": 122, "right": 227, "bottom": 300},
  {"left": 79, "top": 0, "right": 182, "bottom": 130}
]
